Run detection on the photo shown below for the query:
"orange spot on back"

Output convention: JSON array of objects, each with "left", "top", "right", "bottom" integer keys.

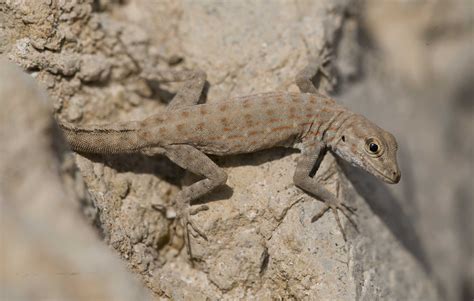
[
  {"left": 219, "top": 104, "right": 228, "bottom": 112},
  {"left": 196, "top": 123, "right": 205, "bottom": 131},
  {"left": 181, "top": 111, "right": 189, "bottom": 118},
  {"left": 200, "top": 107, "right": 208, "bottom": 115},
  {"left": 142, "top": 131, "right": 151, "bottom": 139},
  {"left": 176, "top": 124, "right": 185, "bottom": 132},
  {"left": 269, "top": 118, "right": 280, "bottom": 123},
  {"left": 289, "top": 108, "right": 297, "bottom": 118},
  {"left": 272, "top": 125, "right": 292, "bottom": 131},
  {"left": 248, "top": 130, "right": 261, "bottom": 136},
  {"left": 223, "top": 127, "right": 231, "bottom": 132},
  {"left": 228, "top": 134, "right": 243, "bottom": 140}
]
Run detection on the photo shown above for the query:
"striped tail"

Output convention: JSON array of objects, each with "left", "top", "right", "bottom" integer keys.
[{"left": 58, "top": 121, "right": 147, "bottom": 154}]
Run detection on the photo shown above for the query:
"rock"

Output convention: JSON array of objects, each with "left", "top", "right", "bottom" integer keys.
[
  {"left": 0, "top": 59, "right": 154, "bottom": 301},
  {"left": 2, "top": 0, "right": 472, "bottom": 299}
]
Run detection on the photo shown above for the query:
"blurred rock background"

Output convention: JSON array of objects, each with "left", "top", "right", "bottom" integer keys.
[{"left": 0, "top": 0, "right": 472, "bottom": 300}]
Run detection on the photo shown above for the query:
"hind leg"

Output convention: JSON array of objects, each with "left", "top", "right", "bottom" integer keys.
[
  {"left": 164, "top": 145, "right": 227, "bottom": 262},
  {"left": 142, "top": 68, "right": 207, "bottom": 109}
]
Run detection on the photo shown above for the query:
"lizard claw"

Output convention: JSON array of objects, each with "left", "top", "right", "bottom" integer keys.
[
  {"left": 189, "top": 204, "right": 209, "bottom": 215},
  {"left": 317, "top": 47, "right": 336, "bottom": 90},
  {"left": 176, "top": 203, "right": 209, "bottom": 262},
  {"left": 187, "top": 205, "right": 209, "bottom": 239},
  {"left": 311, "top": 201, "right": 358, "bottom": 241},
  {"left": 186, "top": 217, "right": 208, "bottom": 240}
]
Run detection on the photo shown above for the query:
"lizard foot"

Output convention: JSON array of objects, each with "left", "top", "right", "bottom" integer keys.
[
  {"left": 317, "top": 47, "right": 333, "bottom": 80},
  {"left": 311, "top": 201, "right": 358, "bottom": 241},
  {"left": 176, "top": 204, "right": 209, "bottom": 262}
]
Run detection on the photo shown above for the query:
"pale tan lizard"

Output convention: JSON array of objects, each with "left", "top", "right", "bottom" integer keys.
[{"left": 58, "top": 56, "right": 401, "bottom": 260}]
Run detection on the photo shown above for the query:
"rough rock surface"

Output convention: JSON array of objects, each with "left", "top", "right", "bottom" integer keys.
[
  {"left": 0, "top": 60, "right": 154, "bottom": 301},
  {"left": 1, "top": 0, "right": 472, "bottom": 300}
]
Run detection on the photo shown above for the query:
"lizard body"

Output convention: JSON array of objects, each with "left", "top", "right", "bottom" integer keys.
[
  {"left": 61, "top": 91, "right": 399, "bottom": 183},
  {"left": 59, "top": 57, "right": 401, "bottom": 260},
  {"left": 62, "top": 92, "right": 338, "bottom": 155}
]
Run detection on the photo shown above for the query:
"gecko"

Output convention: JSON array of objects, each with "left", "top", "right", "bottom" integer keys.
[{"left": 58, "top": 54, "right": 401, "bottom": 260}]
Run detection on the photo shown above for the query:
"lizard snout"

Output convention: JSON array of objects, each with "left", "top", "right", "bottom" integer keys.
[{"left": 385, "top": 168, "right": 401, "bottom": 184}]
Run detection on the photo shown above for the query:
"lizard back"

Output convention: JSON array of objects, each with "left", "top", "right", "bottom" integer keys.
[{"left": 141, "top": 91, "right": 337, "bottom": 155}]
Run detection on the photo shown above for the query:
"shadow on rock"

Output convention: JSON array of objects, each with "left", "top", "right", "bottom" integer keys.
[
  {"left": 78, "top": 152, "right": 185, "bottom": 187},
  {"left": 339, "top": 158, "right": 432, "bottom": 275}
]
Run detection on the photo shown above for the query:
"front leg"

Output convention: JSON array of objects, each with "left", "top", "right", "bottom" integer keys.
[
  {"left": 295, "top": 47, "right": 334, "bottom": 96},
  {"left": 293, "top": 143, "right": 357, "bottom": 241}
]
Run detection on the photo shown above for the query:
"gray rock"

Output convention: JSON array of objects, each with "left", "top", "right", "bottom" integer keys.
[{"left": 2, "top": 0, "right": 472, "bottom": 300}]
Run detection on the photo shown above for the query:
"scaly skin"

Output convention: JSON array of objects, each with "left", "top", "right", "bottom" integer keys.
[
  {"left": 62, "top": 92, "right": 339, "bottom": 155},
  {"left": 58, "top": 59, "right": 401, "bottom": 261}
]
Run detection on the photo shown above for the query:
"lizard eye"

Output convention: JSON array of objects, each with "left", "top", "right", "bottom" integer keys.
[
  {"left": 369, "top": 143, "right": 378, "bottom": 152},
  {"left": 365, "top": 138, "right": 383, "bottom": 156}
]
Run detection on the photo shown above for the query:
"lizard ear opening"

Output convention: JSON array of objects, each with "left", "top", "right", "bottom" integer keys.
[{"left": 341, "top": 135, "right": 345, "bottom": 142}]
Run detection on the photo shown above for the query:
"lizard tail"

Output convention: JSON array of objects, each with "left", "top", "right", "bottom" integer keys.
[{"left": 58, "top": 120, "right": 148, "bottom": 154}]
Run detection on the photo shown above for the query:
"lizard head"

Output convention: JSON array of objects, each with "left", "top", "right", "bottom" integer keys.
[{"left": 332, "top": 114, "right": 401, "bottom": 184}]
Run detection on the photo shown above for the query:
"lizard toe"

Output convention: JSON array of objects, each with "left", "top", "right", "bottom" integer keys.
[
  {"left": 187, "top": 218, "right": 208, "bottom": 240},
  {"left": 311, "top": 204, "right": 330, "bottom": 223},
  {"left": 310, "top": 200, "right": 359, "bottom": 240},
  {"left": 189, "top": 204, "right": 209, "bottom": 215}
]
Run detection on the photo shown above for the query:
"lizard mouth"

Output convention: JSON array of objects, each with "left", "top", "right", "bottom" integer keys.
[
  {"left": 382, "top": 172, "right": 401, "bottom": 184},
  {"left": 367, "top": 162, "right": 401, "bottom": 184}
]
